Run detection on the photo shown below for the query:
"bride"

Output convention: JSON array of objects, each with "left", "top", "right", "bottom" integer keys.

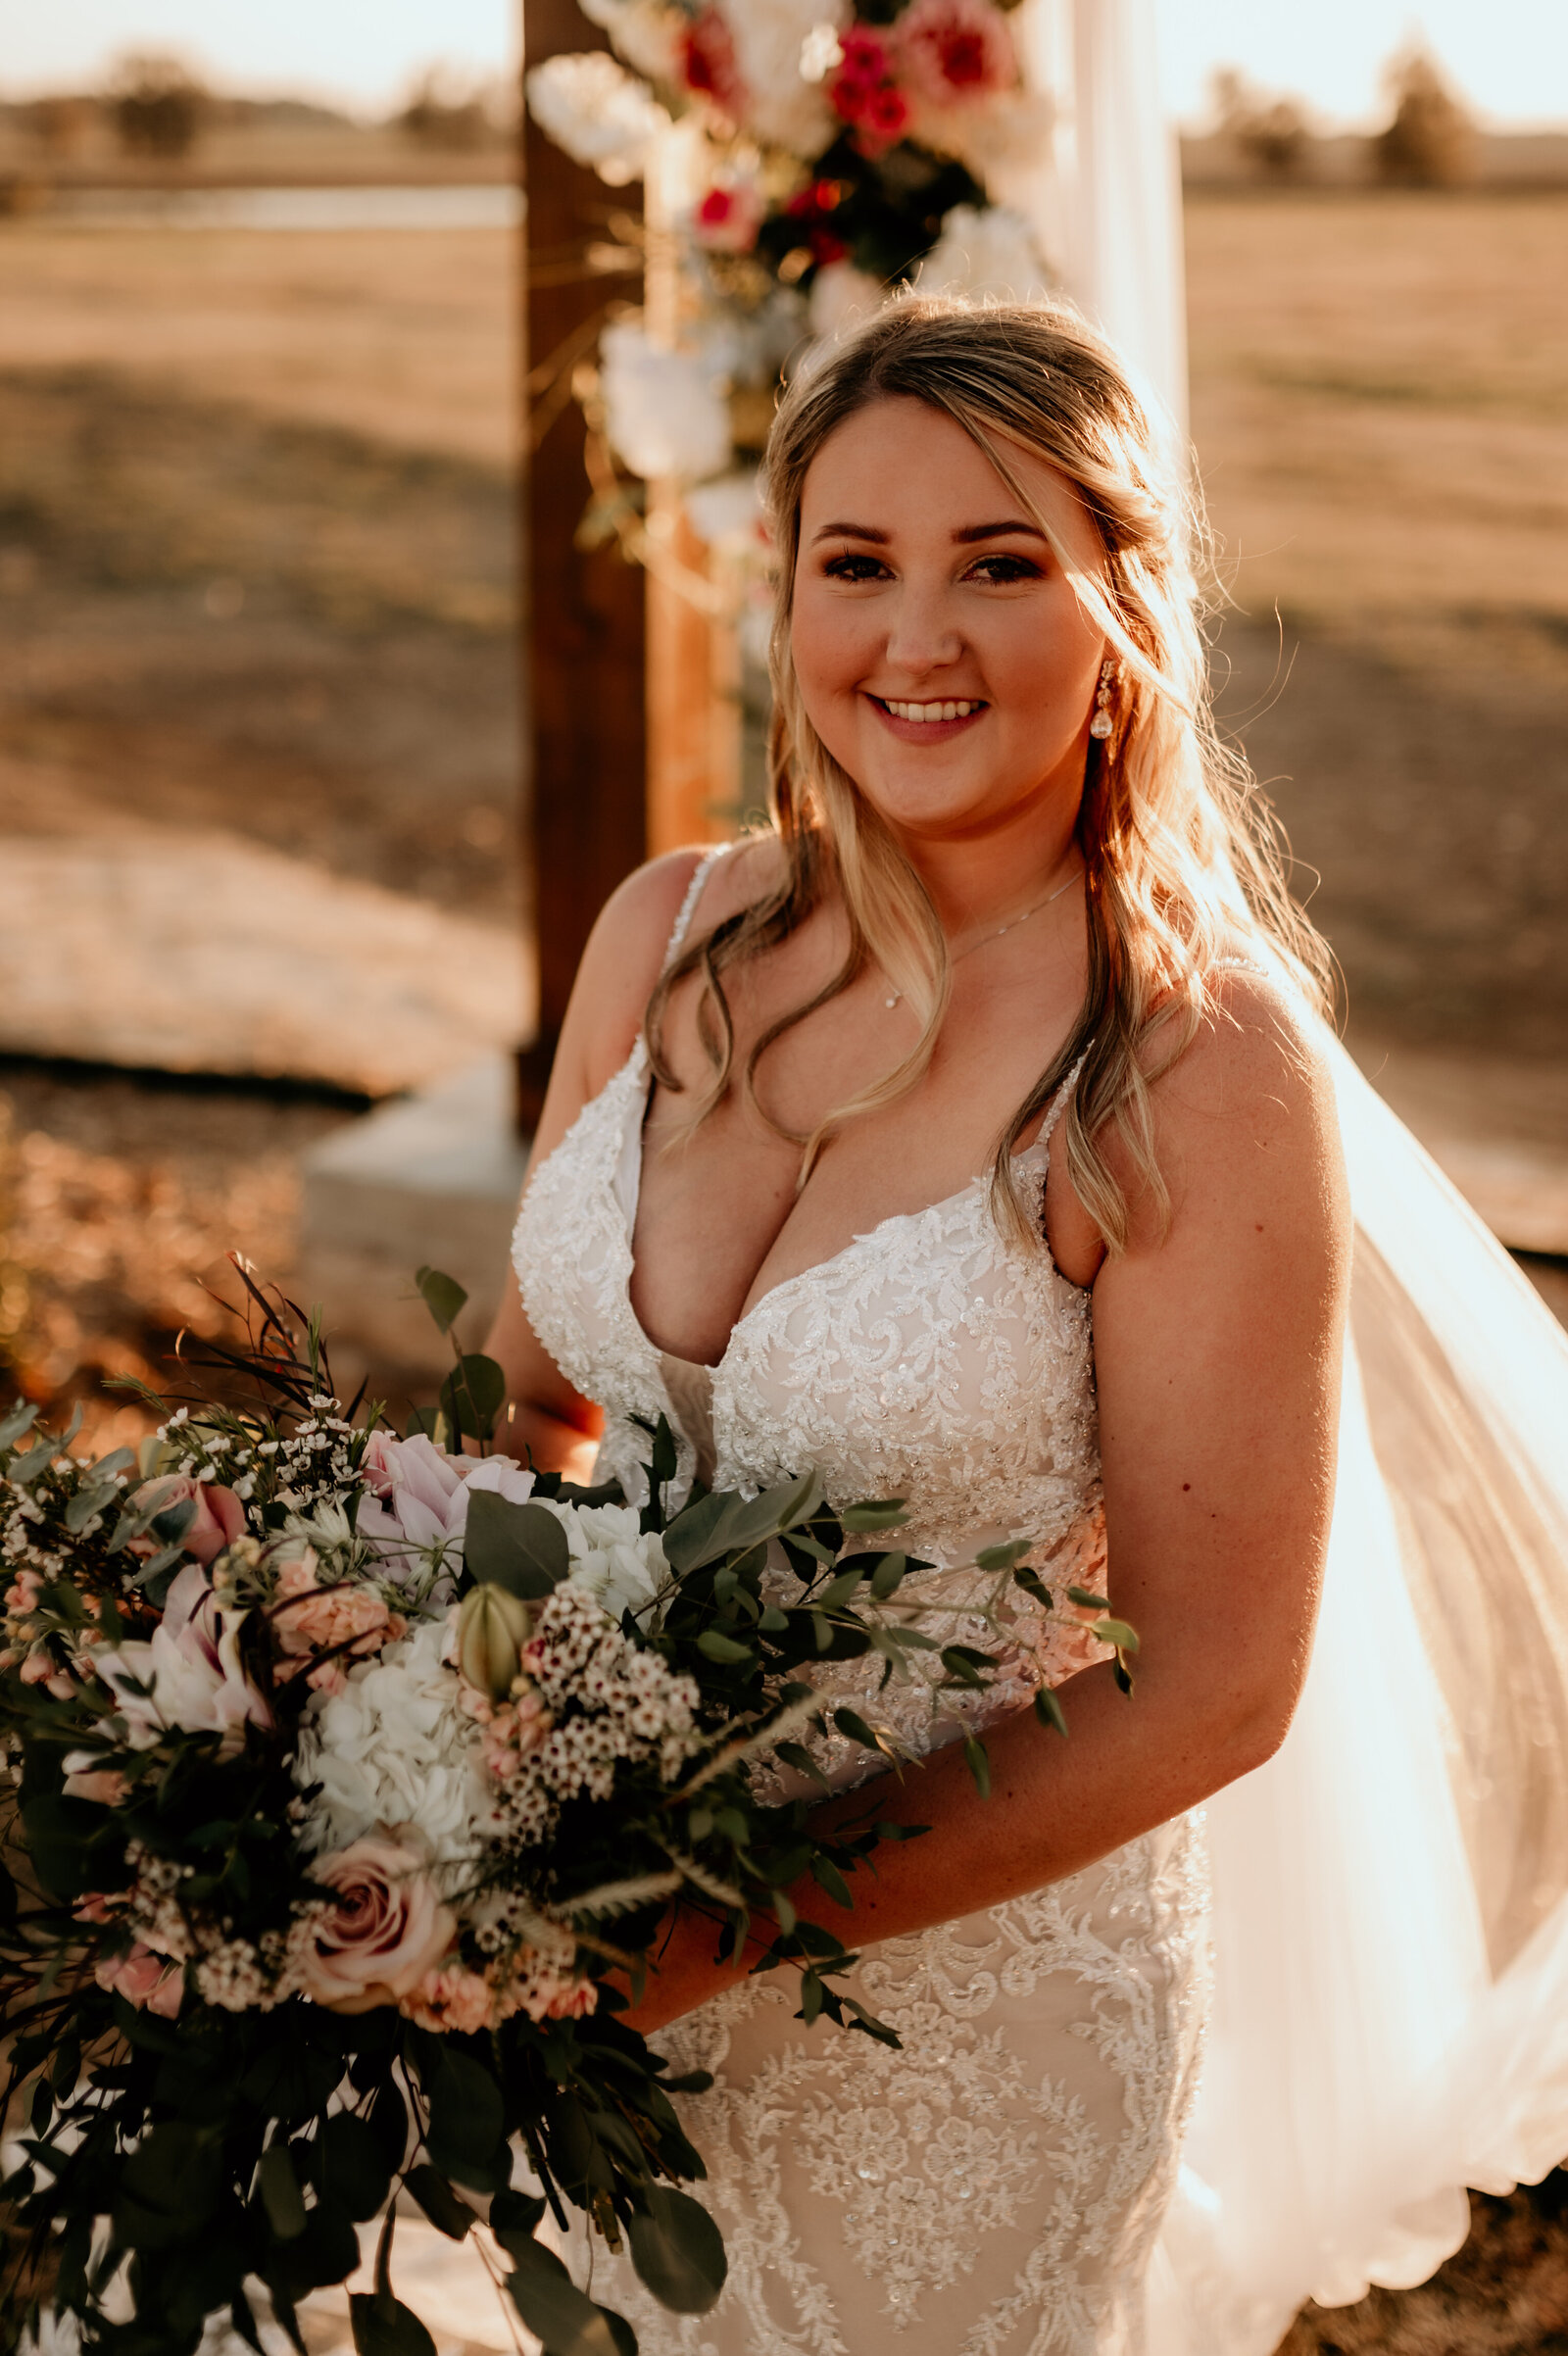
[{"left": 489, "top": 298, "right": 1568, "bottom": 2354}]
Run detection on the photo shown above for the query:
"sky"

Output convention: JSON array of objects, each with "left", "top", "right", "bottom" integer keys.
[{"left": 3, "top": 0, "right": 1566, "bottom": 129}]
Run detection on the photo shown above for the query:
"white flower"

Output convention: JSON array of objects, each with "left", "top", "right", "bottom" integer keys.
[
  {"left": 88, "top": 1562, "right": 270, "bottom": 1759},
  {"left": 600, "top": 319, "right": 732, "bottom": 480},
  {"left": 917, "top": 203, "right": 1054, "bottom": 303},
  {"left": 533, "top": 1497, "right": 673, "bottom": 1625},
  {"left": 684, "top": 466, "right": 763, "bottom": 550},
  {"left": 577, "top": 0, "right": 685, "bottom": 86},
  {"left": 808, "top": 260, "right": 884, "bottom": 341},
  {"left": 721, "top": 0, "right": 849, "bottom": 151},
  {"left": 525, "top": 52, "right": 672, "bottom": 186},
  {"left": 291, "top": 1615, "right": 489, "bottom": 1874}
]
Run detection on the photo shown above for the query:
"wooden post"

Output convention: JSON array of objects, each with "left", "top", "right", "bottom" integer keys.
[{"left": 516, "top": 0, "right": 648, "bottom": 1130}]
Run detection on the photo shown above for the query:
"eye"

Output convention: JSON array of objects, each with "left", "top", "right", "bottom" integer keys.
[
  {"left": 964, "top": 552, "right": 1043, "bottom": 585},
  {"left": 821, "top": 551, "right": 890, "bottom": 582}
]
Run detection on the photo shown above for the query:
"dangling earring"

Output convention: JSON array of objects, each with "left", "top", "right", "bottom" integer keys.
[{"left": 1089, "top": 658, "right": 1118, "bottom": 742}]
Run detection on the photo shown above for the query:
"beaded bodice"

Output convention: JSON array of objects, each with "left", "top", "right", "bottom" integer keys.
[{"left": 511, "top": 851, "right": 1111, "bottom": 1768}]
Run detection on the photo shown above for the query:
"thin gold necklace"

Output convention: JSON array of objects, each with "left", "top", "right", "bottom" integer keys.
[{"left": 883, "top": 867, "right": 1084, "bottom": 1009}]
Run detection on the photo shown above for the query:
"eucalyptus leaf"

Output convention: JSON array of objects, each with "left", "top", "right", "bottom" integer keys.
[
  {"left": 0, "top": 1399, "right": 39, "bottom": 1451},
  {"left": 974, "top": 1538, "right": 1031, "bottom": 1570},
  {"left": 626, "top": 2184, "right": 727, "bottom": 2315},
  {"left": 696, "top": 1630, "right": 754, "bottom": 1665},
  {"left": 868, "top": 1552, "right": 906, "bottom": 1599},
  {"left": 1066, "top": 1585, "right": 1111, "bottom": 1610},
  {"left": 506, "top": 2240, "right": 627, "bottom": 2356},
  {"left": 838, "top": 1498, "right": 907, "bottom": 1534},
  {"left": 350, "top": 2292, "right": 438, "bottom": 2356},
  {"left": 962, "top": 1735, "right": 992, "bottom": 1797},
  {"left": 1092, "top": 1618, "right": 1140, "bottom": 1652},
  {"left": 1034, "top": 1685, "right": 1069, "bottom": 1737},
  {"left": 404, "top": 2164, "right": 474, "bottom": 2240},
  {"left": 464, "top": 1490, "right": 570, "bottom": 1598},
  {"left": 440, "top": 1352, "right": 506, "bottom": 1443},
  {"left": 415, "top": 1266, "right": 469, "bottom": 1337},
  {"left": 259, "top": 2143, "right": 308, "bottom": 2241},
  {"left": 662, "top": 1471, "right": 824, "bottom": 1574}
]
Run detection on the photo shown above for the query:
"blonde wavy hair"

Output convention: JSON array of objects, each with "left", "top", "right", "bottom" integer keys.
[{"left": 645, "top": 295, "right": 1330, "bottom": 1252}]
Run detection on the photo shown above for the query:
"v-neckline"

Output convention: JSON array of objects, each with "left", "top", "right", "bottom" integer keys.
[{"left": 613, "top": 1040, "right": 1053, "bottom": 1377}]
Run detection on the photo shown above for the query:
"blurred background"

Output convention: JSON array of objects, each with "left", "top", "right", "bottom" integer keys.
[{"left": 1, "top": 2, "right": 1567, "bottom": 2341}]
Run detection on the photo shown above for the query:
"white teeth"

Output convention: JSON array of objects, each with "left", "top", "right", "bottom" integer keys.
[{"left": 883, "top": 699, "right": 979, "bottom": 722}]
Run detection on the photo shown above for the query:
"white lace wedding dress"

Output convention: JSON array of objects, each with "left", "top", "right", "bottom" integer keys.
[{"left": 511, "top": 850, "right": 1568, "bottom": 2355}]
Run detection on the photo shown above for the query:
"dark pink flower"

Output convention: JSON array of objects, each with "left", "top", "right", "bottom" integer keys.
[
  {"left": 131, "top": 1476, "right": 247, "bottom": 1567},
  {"left": 893, "top": 0, "right": 1016, "bottom": 109}
]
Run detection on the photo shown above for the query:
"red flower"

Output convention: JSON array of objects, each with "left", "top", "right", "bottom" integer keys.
[
  {"left": 695, "top": 182, "right": 763, "bottom": 253},
  {"left": 893, "top": 0, "right": 1016, "bottom": 110},
  {"left": 681, "top": 10, "right": 747, "bottom": 122},
  {"left": 786, "top": 181, "right": 851, "bottom": 267}
]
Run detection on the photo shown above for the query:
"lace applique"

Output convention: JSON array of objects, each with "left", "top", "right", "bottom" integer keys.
[{"left": 589, "top": 1814, "right": 1212, "bottom": 2356}]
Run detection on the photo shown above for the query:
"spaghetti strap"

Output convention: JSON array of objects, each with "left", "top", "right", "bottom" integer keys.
[
  {"left": 1032, "top": 1049, "right": 1089, "bottom": 1159},
  {"left": 662, "top": 844, "right": 730, "bottom": 971}
]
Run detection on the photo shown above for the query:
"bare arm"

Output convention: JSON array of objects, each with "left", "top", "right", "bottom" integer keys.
[
  {"left": 484, "top": 849, "right": 711, "bottom": 1478},
  {"left": 623, "top": 980, "right": 1351, "bottom": 2027}
]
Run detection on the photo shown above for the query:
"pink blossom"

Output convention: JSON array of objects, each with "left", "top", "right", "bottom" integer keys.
[
  {"left": 893, "top": 0, "right": 1016, "bottom": 110},
  {"left": 96, "top": 1941, "right": 184, "bottom": 2018},
  {"left": 400, "top": 1962, "right": 496, "bottom": 2036},
  {"left": 271, "top": 1549, "right": 405, "bottom": 1678},
  {"left": 695, "top": 182, "right": 763, "bottom": 254},
  {"left": 300, "top": 1832, "right": 457, "bottom": 2014},
  {"left": 89, "top": 1561, "right": 271, "bottom": 1758},
  {"left": 130, "top": 1476, "right": 247, "bottom": 1568},
  {"left": 19, "top": 1647, "right": 57, "bottom": 1685},
  {"left": 6, "top": 1571, "right": 42, "bottom": 1613},
  {"left": 545, "top": 1980, "right": 599, "bottom": 2021},
  {"left": 356, "top": 1433, "right": 533, "bottom": 1573},
  {"left": 74, "top": 1890, "right": 119, "bottom": 1924},
  {"left": 62, "top": 1761, "right": 128, "bottom": 1805}
]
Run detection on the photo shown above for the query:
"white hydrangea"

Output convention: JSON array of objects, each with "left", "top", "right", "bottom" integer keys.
[
  {"left": 524, "top": 52, "right": 672, "bottom": 186},
  {"left": 917, "top": 203, "right": 1054, "bottom": 304},
  {"left": 577, "top": 0, "right": 685, "bottom": 86},
  {"left": 291, "top": 1614, "right": 489, "bottom": 1873},
  {"left": 723, "top": 0, "right": 848, "bottom": 151},
  {"left": 600, "top": 319, "right": 732, "bottom": 481},
  {"left": 538, "top": 1497, "right": 672, "bottom": 1625}
]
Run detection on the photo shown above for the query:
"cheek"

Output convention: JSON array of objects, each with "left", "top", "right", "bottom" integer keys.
[{"left": 790, "top": 589, "right": 867, "bottom": 702}]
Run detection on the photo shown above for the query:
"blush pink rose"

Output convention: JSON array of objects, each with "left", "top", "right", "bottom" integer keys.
[
  {"left": 96, "top": 1940, "right": 184, "bottom": 2018},
  {"left": 131, "top": 1475, "right": 247, "bottom": 1568},
  {"left": 893, "top": 0, "right": 1016, "bottom": 110},
  {"left": 271, "top": 1549, "right": 405, "bottom": 1678},
  {"left": 90, "top": 1561, "right": 271, "bottom": 1757},
  {"left": 63, "top": 1759, "right": 128, "bottom": 1804},
  {"left": 300, "top": 1832, "right": 457, "bottom": 2014},
  {"left": 357, "top": 1434, "right": 533, "bottom": 1574}
]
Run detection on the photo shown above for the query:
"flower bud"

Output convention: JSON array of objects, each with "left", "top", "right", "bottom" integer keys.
[{"left": 457, "top": 1583, "right": 534, "bottom": 1702}]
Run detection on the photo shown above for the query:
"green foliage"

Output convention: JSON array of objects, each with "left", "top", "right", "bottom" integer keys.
[{"left": 464, "top": 1489, "right": 570, "bottom": 1597}]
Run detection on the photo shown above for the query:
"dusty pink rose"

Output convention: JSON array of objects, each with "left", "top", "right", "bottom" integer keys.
[
  {"left": 300, "top": 1832, "right": 457, "bottom": 2014},
  {"left": 19, "top": 1647, "right": 57, "bottom": 1686},
  {"left": 357, "top": 1433, "right": 533, "bottom": 1573},
  {"left": 271, "top": 1549, "right": 405, "bottom": 1678},
  {"left": 400, "top": 1962, "right": 496, "bottom": 2036},
  {"left": 130, "top": 1475, "right": 247, "bottom": 1567},
  {"left": 6, "top": 1570, "right": 43, "bottom": 1613},
  {"left": 893, "top": 0, "right": 1015, "bottom": 110},
  {"left": 96, "top": 1940, "right": 183, "bottom": 2018},
  {"left": 74, "top": 1890, "right": 119, "bottom": 1925}
]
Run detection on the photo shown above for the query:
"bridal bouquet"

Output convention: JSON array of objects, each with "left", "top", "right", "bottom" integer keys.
[{"left": 0, "top": 1265, "right": 1129, "bottom": 2355}]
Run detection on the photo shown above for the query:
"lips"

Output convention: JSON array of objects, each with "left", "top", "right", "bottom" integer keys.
[{"left": 867, "top": 692, "right": 987, "bottom": 743}]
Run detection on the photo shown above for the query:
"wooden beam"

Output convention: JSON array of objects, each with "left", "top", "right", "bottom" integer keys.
[{"left": 517, "top": 0, "right": 648, "bottom": 1129}]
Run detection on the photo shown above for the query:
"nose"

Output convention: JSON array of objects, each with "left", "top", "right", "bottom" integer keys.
[{"left": 882, "top": 577, "right": 963, "bottom": 679}]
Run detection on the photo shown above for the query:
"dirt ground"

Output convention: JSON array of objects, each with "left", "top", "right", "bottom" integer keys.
[{"left": 1, "top": 191, "right": 1567, "bottom": 2345}]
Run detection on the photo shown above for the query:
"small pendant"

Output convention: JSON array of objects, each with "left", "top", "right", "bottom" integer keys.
[{"left": 885, "top": 993, "right": 901, "bottom": 1009}]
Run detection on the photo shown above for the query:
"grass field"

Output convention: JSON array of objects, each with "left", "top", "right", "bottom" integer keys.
[{"left": 1, "top": 193, "right": 1567, "bottom": 2344}]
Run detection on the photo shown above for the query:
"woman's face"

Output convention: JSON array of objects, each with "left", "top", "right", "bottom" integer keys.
[{"left": 791, "top": 395, "right": 1109, "bottom": 849}]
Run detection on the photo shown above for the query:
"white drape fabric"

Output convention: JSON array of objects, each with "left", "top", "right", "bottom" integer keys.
[
  {"left": 999, "top": 0, "right": 1189, "bottom": 435},
  {"left": 1149, "top": 1033, "right": 1568, "bottom": 2350}
]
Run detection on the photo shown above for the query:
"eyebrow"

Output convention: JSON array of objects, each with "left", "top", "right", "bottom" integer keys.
[{"left": 809, "top": 518, "right": 1048, "bottom": 546}]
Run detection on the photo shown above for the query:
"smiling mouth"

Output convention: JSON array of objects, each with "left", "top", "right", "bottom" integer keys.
[{"left": 871, "top": 696, "right": 987, "bottom": 724}]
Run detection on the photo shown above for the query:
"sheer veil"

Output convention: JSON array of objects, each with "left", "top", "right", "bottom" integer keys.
[{"left": 1149, "top": 1027, "right": 1568, "bottom": 2350}]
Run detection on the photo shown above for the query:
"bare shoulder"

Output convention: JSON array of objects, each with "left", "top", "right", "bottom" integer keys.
[
  {"left": 1133, "top": 966, "right": 1348, "bottom": 1256},
  {"left": 569, "top": 835, "right": 784, "bottom": 1095}
]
